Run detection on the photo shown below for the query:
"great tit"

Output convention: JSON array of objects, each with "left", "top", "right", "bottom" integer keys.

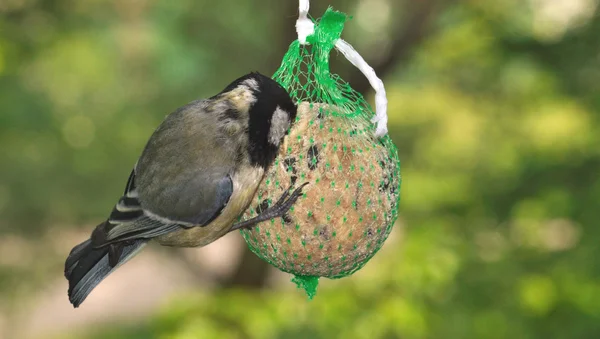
[{"left": 64, "top": 72, "right": 305, "bottom": 308}]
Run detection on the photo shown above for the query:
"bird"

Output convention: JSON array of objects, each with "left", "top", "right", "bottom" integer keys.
[{"left": 64, "top": 72, "right": 306, "bottom": 307}]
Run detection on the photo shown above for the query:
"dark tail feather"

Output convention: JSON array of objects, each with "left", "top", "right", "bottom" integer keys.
[{"left": 64, "top": 238, "right": 147, "bottom": 307}]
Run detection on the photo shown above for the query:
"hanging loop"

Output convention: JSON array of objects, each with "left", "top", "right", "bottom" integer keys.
[
  {"left": 335, "top": 39, "right": 388, "bottom": 137},
  {"left": 295, "top": 1, "right": 389, "bottom": 137}
]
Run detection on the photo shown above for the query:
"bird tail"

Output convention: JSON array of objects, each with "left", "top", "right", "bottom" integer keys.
[{"left": 64, "top": 237, "right": 147, "bottom": 307}]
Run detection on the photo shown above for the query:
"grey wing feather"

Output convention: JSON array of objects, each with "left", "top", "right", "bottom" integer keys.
[
  {"left": 95, "top": 169, "right": 233, "bottom": 245},
  {"left": 104, "top": 216, "right": 181, "bottom": 243},
  {"left": 92, "top": 169, "right": 184, "bottom": 246},
  {"left": 163, "top": 174, "right": 233, "bottom": 225}
]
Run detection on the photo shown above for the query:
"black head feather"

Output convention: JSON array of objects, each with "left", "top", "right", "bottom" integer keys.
[{"left": 222, "top": 72, "right": 297, "bottom": 169}]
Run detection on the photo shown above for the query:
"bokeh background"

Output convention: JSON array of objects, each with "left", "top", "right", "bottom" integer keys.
[{"left": 1, "top": 0, "right": 599, "bottom": 338}]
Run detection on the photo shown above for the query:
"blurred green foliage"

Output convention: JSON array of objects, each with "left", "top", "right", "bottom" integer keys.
[{"left": 2, "top": 0, "right": 600, "bottom": 338}]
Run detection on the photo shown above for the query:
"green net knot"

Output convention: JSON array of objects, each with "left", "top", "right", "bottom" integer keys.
[
  {"left": 291, "top": 275, "right": 319, "bottom": 299},
  {"left": 306, "top": 7, "right": 348, "bottom": 52}
]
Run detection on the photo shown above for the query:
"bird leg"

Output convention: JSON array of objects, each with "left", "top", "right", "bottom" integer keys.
[{"left": 229, "top": 182, "right": 309, "bottom": 232}]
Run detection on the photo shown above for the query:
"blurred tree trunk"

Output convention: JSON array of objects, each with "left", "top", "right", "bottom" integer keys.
[{"left": 222, "top": 246, "right": 274, "bottom": 289}]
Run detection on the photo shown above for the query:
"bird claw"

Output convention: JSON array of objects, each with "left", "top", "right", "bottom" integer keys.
[
  {"left": 230, "top": 182, "right": 309, "bottom": 232},
  {"left": 268, "top": 182, "right": 309, "bottom": 215}
]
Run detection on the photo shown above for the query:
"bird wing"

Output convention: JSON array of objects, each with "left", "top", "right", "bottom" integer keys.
[
  {"left": 92, "top": 167, "right": 233, "bottom": 246},
  {"left": 92, "top": 99, "right": 242, "bottom": 247}
]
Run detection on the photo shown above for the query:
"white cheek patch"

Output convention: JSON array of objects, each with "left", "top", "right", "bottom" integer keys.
[{"left": 268, "top": 106, "right": 290, "bottom": 146}]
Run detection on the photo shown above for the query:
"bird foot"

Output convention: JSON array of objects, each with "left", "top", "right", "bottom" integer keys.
[{"left": 229, "top": 182, "right": 309, "bottom": 232}]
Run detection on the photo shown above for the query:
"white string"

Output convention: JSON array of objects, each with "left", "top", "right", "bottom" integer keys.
[
  {"left": 296, "top": 0, "right": 389, "bottom": 138},
  {"left": 296, "top": 0, "right": 315, "bottom": 45},
  {"left": 335, "top": 39, "right": 388, "bottom": 137}
]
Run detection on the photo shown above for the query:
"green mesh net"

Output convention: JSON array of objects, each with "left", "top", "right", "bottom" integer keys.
[{"left": 240, "top": 8, "right": 401, "bottom": 298}]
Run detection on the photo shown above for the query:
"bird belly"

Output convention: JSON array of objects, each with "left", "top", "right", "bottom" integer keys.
[{"left": 155, "top": 166, "right": 264, "bottom": 247}]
